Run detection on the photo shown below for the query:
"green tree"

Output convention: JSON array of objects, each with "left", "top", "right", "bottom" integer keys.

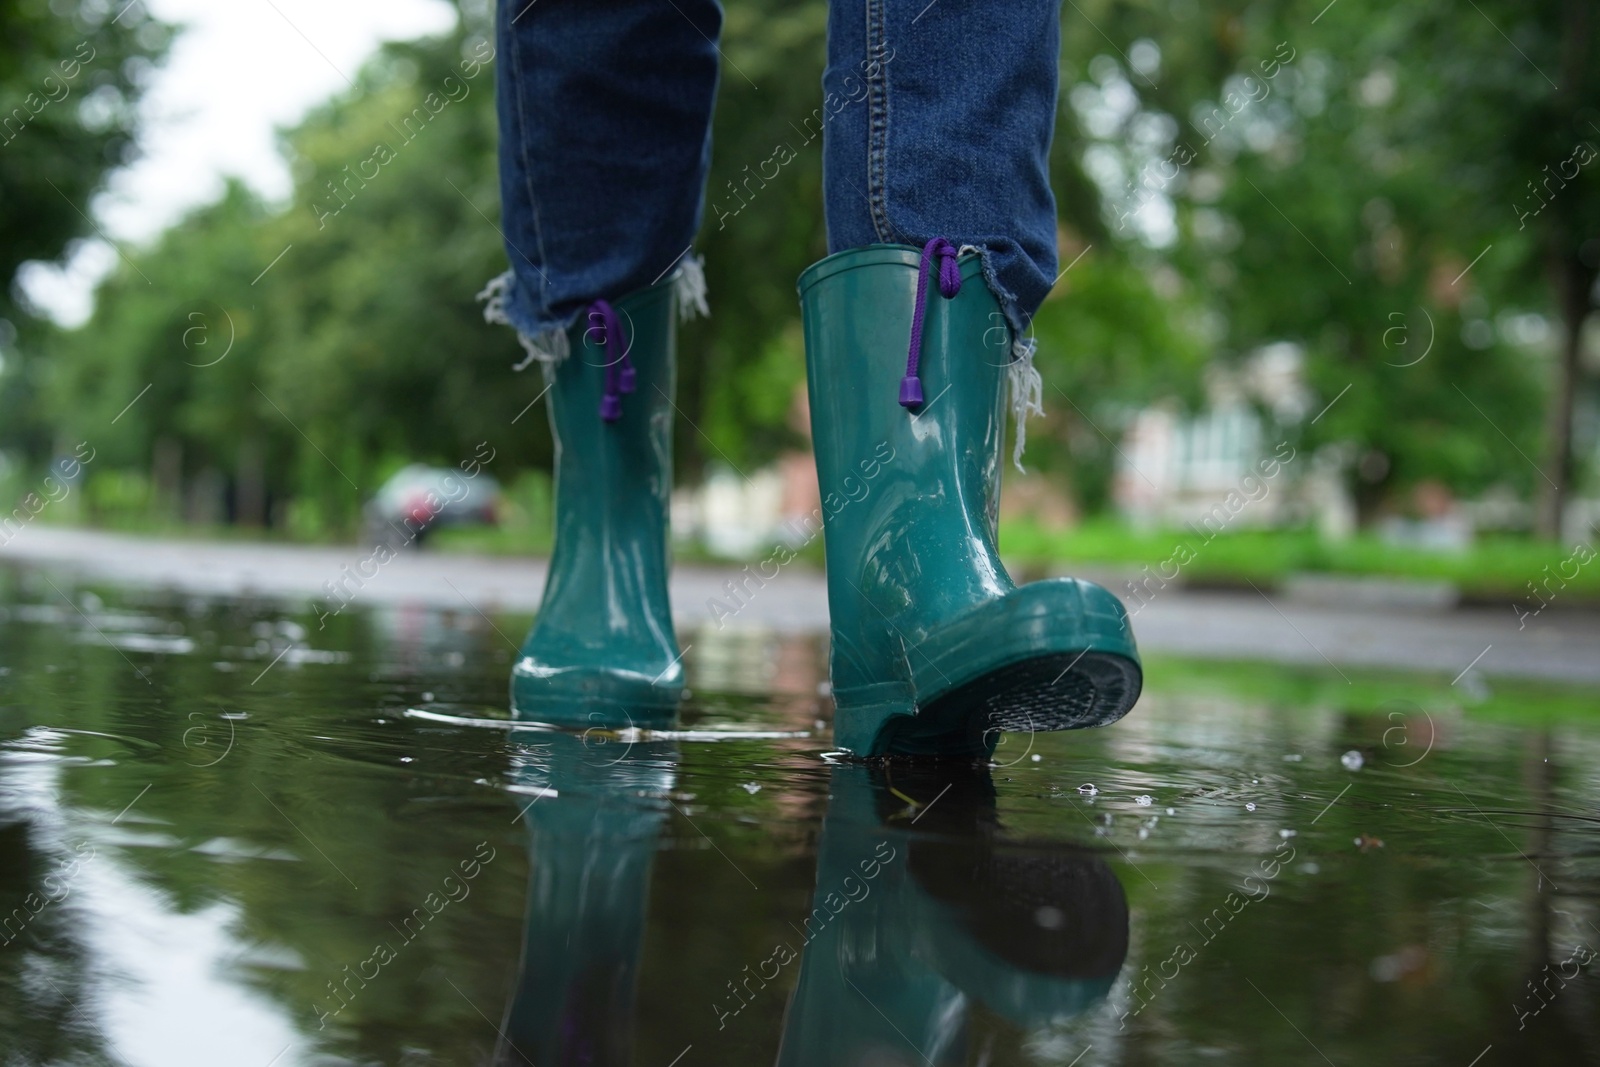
[
  {"left": 38, "top": 31, "right": 533, "bottom": 534},
  {"left": 1056, "top": 0, "right": 1584, "bottom": 528},
  {"left": 24, "top": 0, "right": 1593, "bottom": 539},
  {"left": 0, "top": 0, "right": 172, "bottom": 459},
  {"left": 1396, "top": 0, "right": 1599, "bottom": 536}
]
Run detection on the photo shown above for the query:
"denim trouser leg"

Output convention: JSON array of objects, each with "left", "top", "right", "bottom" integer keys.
[
  {"left": 486, "top": 0, "right": 1061, "bottom": 356},
  {"left": 822, "top": 0, "right": 1063, "bottom": 336},
  {"left": 483, "top": 0, "right": 721, "bottom": 363}
]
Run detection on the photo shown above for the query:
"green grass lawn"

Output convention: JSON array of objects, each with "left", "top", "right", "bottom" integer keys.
[{"left": 998, "top": 518, "right": 1599, "bottom": 602}]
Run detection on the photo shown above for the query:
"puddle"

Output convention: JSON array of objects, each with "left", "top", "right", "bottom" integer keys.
[{"left": 0, "top": 568, "right": 1596, "bottom": 1066}]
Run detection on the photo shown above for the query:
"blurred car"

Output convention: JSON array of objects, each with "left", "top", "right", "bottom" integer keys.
[{"left": 362, "top": 464, "right": 501, "bottom": 548}]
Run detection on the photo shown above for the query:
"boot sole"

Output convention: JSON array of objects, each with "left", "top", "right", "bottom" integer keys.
[
  {"left": 834, "top": 579, "right": 1142, "bottom": 758},
  {"left": 871, "top": 650, "right": 1141, "bottom": 759}
]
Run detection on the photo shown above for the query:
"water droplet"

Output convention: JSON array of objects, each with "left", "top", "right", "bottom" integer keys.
[
  {"left": 1035, "top": 905, "right": 1064, "bottom": 929},
  {"left": 1283, "top": 754, "right": 1303, "bottom": 762},
  {"left": 422, "top": 692, "right": 435, "bottom": 703},
  {"left": 1135, "top": 795, "right": 1153, "bottom": 806},
  {"left": 1030, "top": 753, "right": 1042, "bottom": 762},
  {"left": 1077, "top": 783, "right": 1098, "bottom": 796},
  {"left": 1165, "top": 807, "right": 1176, "bottom": 815},
  {"left": 741, "top": 782, "right": 761, "bottom": 794},
  {"left": 1341, "top": 750, "right": 1365, "bottom": 771},
  {"left": 1138, "top": 828, "right": 1150, "bottom": 839},
  {"left": 1245, "top": 802, "right": 1257, "bottom": 812},
  {"left": 399, "top": 756, "right": 413, "bottom": 763},
  {"left": 1279, "top": 829, "right": 1297, "bottom": 838}
]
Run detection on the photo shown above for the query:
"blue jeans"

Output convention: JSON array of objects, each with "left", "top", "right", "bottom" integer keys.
[{"left": 484, "top": 0, "right": 1063, "bottom": 355}]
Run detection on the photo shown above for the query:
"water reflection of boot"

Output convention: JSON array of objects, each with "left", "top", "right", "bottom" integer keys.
[
  {"left": 775, "top": 763, "right": 1127, "bottom": 1066},
  {"left": 495, "top": 723, "right": 675, "bottom": 1066}
]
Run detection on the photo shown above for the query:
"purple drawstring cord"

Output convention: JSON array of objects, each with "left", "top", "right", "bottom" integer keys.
[
  {"left": 900, "top": 237, "right": 963, "bottom": 408},
  {"left": 589, "top": 298, "right": 635, "bottom": 422}
]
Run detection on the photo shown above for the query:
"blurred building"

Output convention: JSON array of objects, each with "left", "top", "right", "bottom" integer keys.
[{"left": 1112, "top": 343, "right": 1360, "bottom": 534}]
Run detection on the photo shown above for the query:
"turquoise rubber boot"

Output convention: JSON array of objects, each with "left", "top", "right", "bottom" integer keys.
[
  {"left": 511, "top": 277, "right": 683, "bottom": 722},
  {"left": 496, "top": 723, "right": 674, "bottom": 1066},
  {"left": 774, "top": 763, "right": 1128, "bottom": 1065},
  {"left": 799, "top": 244, "right": 1142, "bottom": 758}
]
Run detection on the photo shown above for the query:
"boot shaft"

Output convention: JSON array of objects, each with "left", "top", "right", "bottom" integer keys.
[
  {"left": 515, "top": 276, "right": 683, "bottom": 712},
  {"left": 547, "top": 279, "right": 677, "bottom": 549},
  {"left": 798, "top": 246, "right": 1014, "bottom": 682},
  {"left": 798, "top": 246, "right": 1009, "bottom": 536}
]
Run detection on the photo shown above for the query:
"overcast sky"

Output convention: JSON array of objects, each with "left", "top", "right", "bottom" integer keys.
[{"left": 18, "top": 0, "right": 457, "bottom": 327}]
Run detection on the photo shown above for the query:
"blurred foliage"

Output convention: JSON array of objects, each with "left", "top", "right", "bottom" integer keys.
[
  {"left": 0, "top": 0, "right": 173, "bottom": 460},
  {"left": 0, "top": 0, "right": 1594, "bottom": 537},
  {"left": 0, "top": 0, "right": 173, "bottom": 317},
  {"left": 1055, "top": 0, "right": 1592, "bottom": 521}
]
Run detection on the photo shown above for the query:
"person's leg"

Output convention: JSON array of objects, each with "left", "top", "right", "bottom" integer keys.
[
  {"left": 822, "top": 0, "right": 1061, "bottom": 338},
  {"left": 801, "top": 0, "right": 1143, "bottom": 756},
  {"left": 483, "top": 0, "right": 721, "bottom": 361},
  {"left": 488, "top": 0, "right": 721, "bottom": 713}
]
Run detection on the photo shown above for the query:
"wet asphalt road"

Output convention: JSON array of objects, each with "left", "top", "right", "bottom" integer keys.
[{"left": 5, "top": 526, "right": 1596, "bottom": 685}]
